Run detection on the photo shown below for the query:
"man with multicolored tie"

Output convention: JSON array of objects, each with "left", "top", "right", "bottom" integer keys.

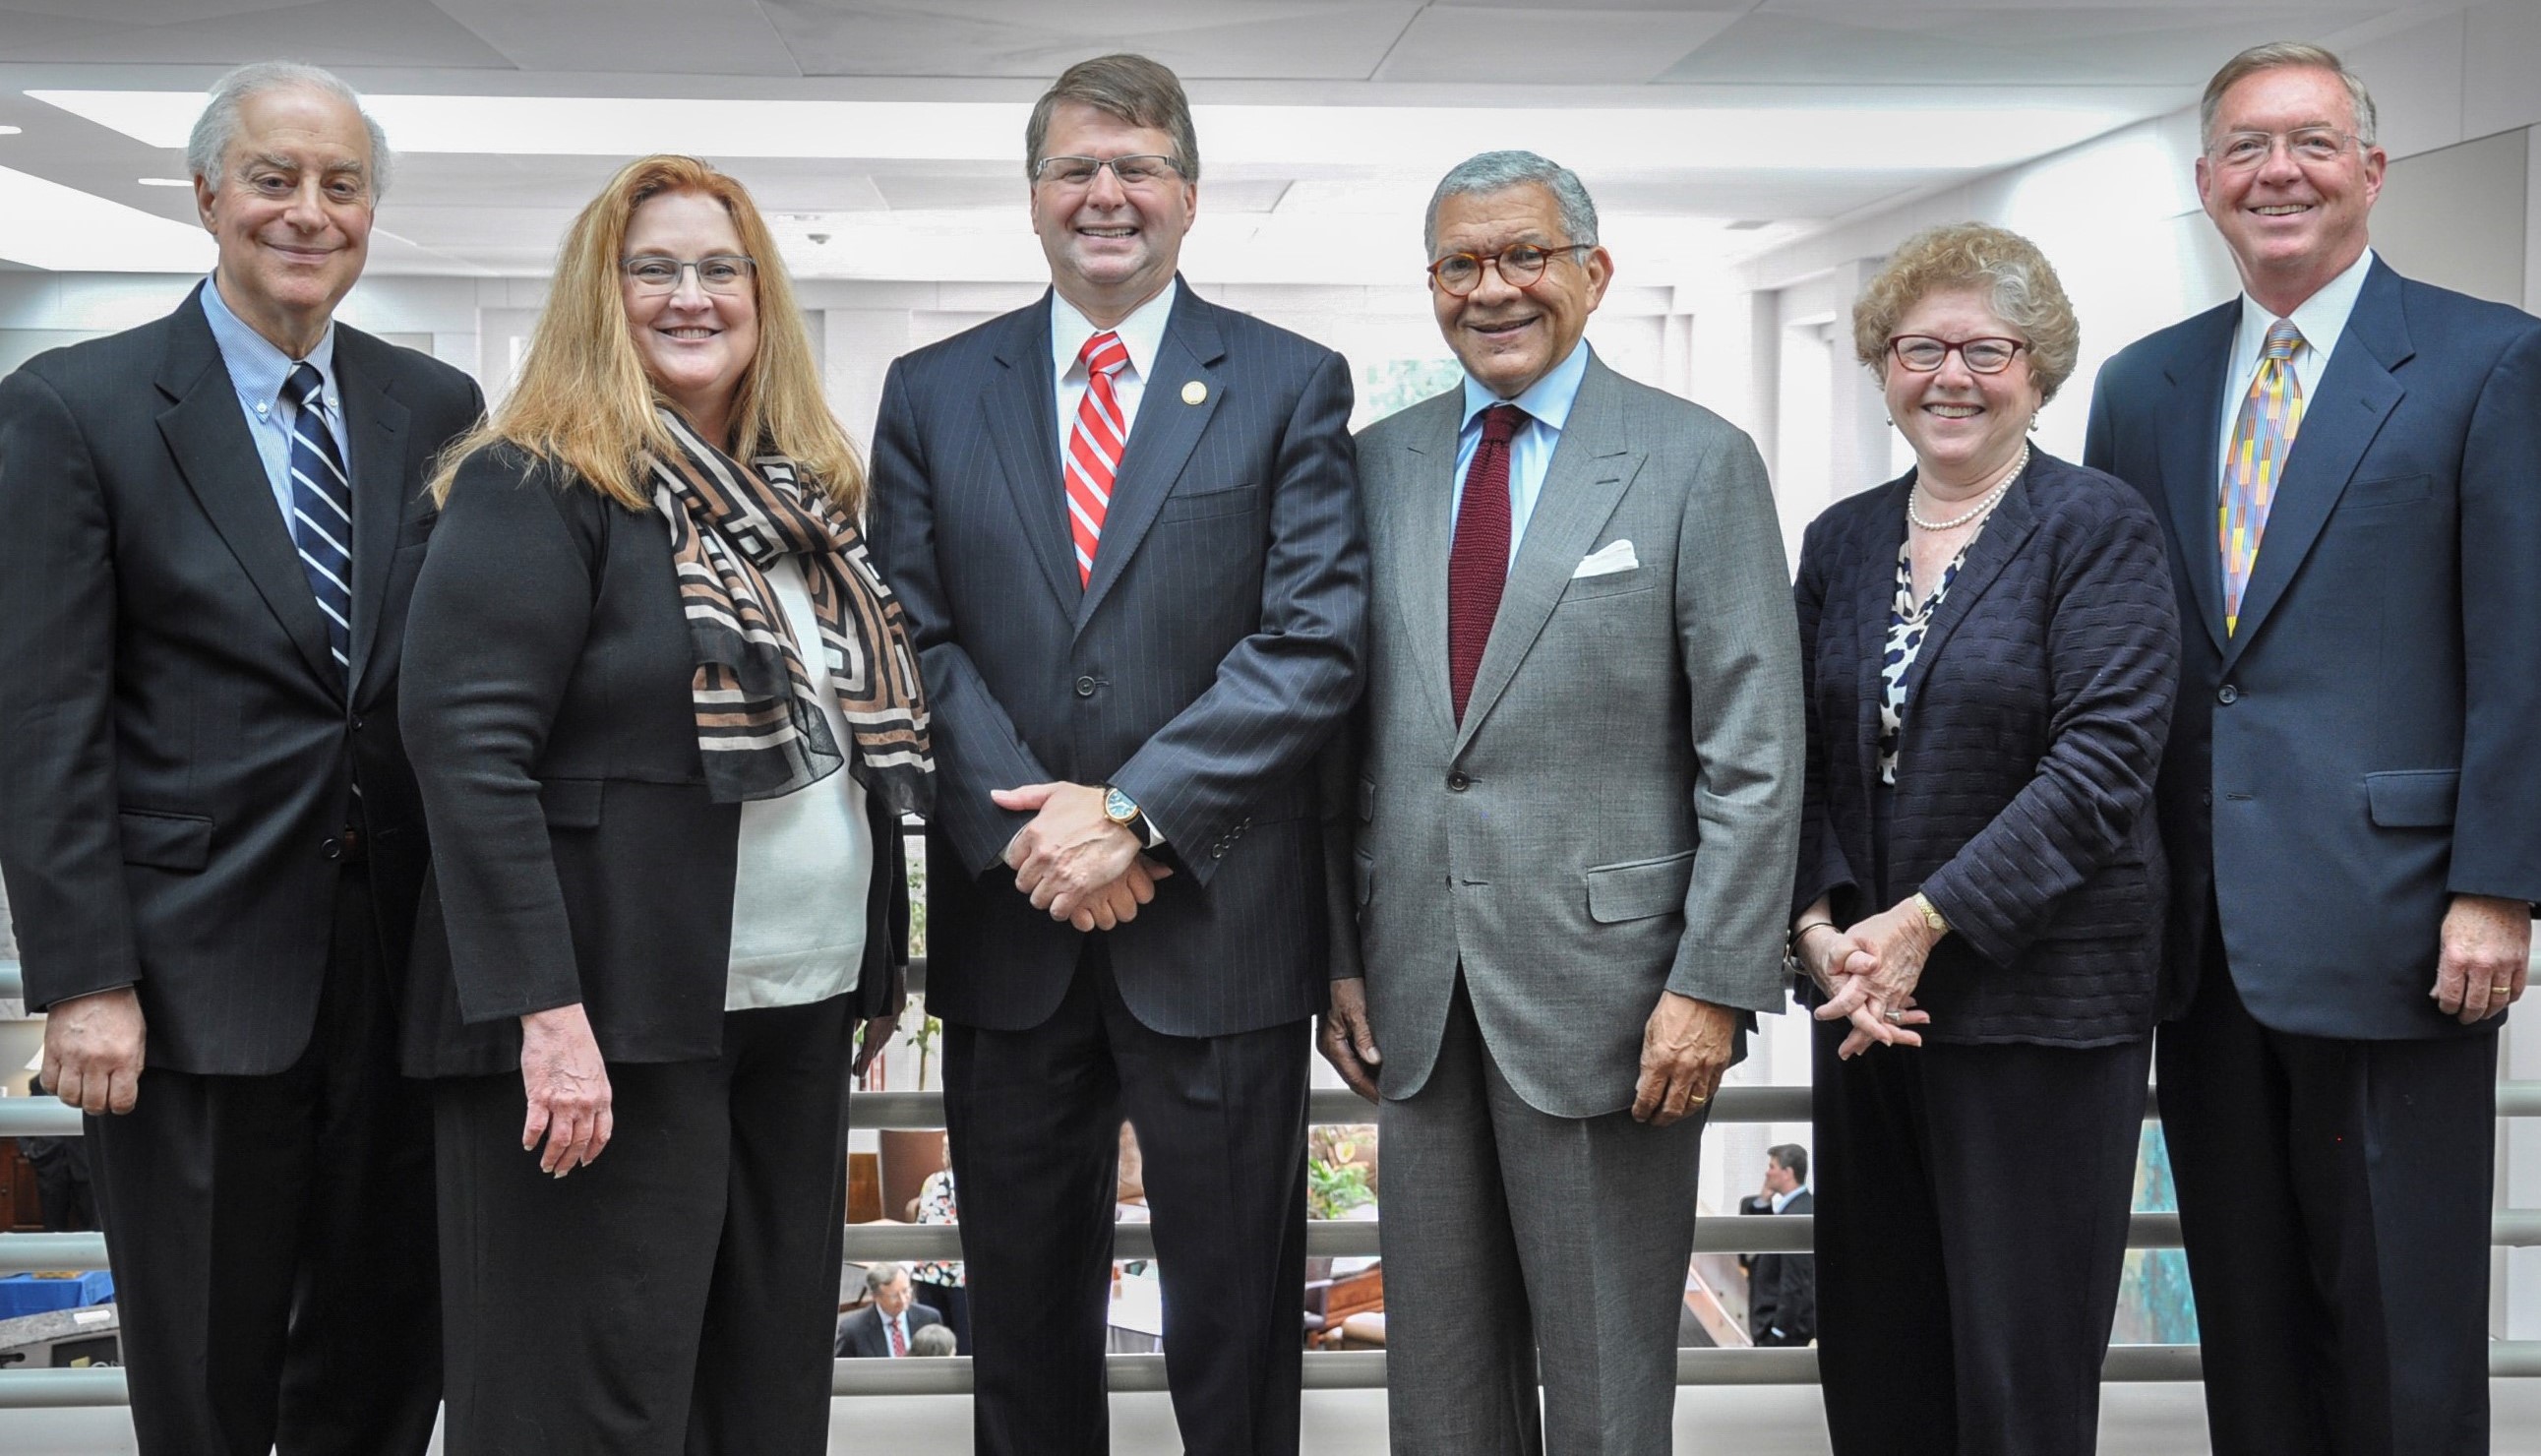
[
  {"left": 2087, "top": 41, "right": 2541, "bottom": 1456},
  {"left": 866, "top": 53, "right": 1366, "bottom": 1456},
  {"left": 0, "top": 63, "right": 481, "bottom": 1456}
]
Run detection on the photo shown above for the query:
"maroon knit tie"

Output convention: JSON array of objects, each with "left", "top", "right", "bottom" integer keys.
[{"left": 1448, "top": 404, "right": 1527, "bottom": 723}]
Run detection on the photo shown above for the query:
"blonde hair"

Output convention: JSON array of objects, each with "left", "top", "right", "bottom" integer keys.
[
  {"left": 431, "top": 154, "right": 860, "bottom": 512},
  {"left": 1850, "top": 221, "right": 2081, "bottom": 404}
]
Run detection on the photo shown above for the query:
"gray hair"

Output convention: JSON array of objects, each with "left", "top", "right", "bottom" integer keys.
[
  {"left": 863, "top": 1262, "right": 908, "bottom": 1294},
  {"left": 909, "top": 1323, "right": 957, "bottom": 1356},
  {"left": 1423, "top": 150, "right": 1599, "bottom": 258},
  {"left": 187, "top": 61, "right": 393, "bottom": 201},
  {"left": 2200, "top": 42, "right": 2379, "bottom": 149}
]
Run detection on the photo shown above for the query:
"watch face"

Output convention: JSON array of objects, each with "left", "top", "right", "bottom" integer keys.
[{"left": 1104, "top": 786, "right": 1136, "bottom": 822}]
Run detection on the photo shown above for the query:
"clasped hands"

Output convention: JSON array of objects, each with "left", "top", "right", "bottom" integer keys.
[
  {"left": 994, "top": 781, "right": 1173, "bottom": 931},
  {"left": 1794, "top": 898, "right": 1940, "bottom": 1059}
]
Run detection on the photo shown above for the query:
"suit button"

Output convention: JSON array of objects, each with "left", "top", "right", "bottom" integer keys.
[
  {"left": 2216, "top": 684, "right": 2238, "bottom": 704},
  {"left": 1446, "top": 772, "right": 1470, "bottom": 792},
  {"left": 1075, "top": 676, "right": 1097, "bottom": 698},
  {"left": 2200, "top": 790, "right": 2212, "bottom": 808},
  {"left": 350, "top": 715, "right": 366, "bottom": 731},
  {"left": 322, "top": 836, "right": 342, "bottom": 861}
]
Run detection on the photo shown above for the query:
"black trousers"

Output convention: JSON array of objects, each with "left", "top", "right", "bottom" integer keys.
[
  {"left": 435, "top": 992, "right": 855, "bottom": 1456},
  {"left": 87, "top": 871, "right": 439, "bottom": 1456},
  {"left": 942, "top": 941, "right": 1309, "bottom": 1456},
  {"left": 1812, "top": 1021, "right": 2151, "bottom": 1456},
  {"left": 2158, "top": 947, "right": 2497, "bottom": 1456}
]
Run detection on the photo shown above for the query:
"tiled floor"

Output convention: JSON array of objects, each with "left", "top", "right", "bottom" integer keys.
[{"left": 8, "top": 1383, "right": 2541, "bottom": 1454}]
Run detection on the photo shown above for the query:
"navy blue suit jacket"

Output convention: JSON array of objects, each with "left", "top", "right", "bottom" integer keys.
[
  {"left": 1794, "top": 451, "right": 2179, "bottom": 1045},
  {"left": 2085, "top": 259, "right": 2541, "bottom": 1039},
  {"left": 866, "top": 281, "right": 1367, "bottom": 1038}
]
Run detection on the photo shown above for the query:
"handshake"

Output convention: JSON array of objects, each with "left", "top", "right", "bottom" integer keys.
[
  {"left": 1791, "top": 894, "right": 1950, "bottom": 1060},
  {"left": 995, "top": 780, "right": 1175, "bottom": 932}
]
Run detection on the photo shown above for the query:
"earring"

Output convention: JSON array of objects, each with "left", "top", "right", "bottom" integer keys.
[{"left": 1884, "top": 416, "right": 1895, "bottom": 427}]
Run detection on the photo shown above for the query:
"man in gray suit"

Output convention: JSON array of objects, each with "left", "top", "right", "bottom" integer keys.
[{"left": 1320, "top": 151, "right": 1802, "bottom": 1455}]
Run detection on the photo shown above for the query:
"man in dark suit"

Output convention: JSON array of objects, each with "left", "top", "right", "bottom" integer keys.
[
  {"left": 836, "top": 1263, "right": 946, "bottom": 1358},
  {"left": 866, "top": 53, "right": 1366, "bottom": 1456},
  {"left": 1742, "top": 1145, "right": 1815, "bottom": 1348},
  {"left": 2085, "top": 42, "right": 2541, "bottom": 1456},
  {"left": 0, "top": 63, "right": 481, "bottom": 1456}
]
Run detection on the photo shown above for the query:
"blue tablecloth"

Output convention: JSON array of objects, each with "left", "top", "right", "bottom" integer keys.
[{"left": 0, "top": 1270, "right": 113, "bottom": 1318}]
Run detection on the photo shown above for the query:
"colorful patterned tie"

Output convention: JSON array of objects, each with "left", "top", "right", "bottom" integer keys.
[
  {"left": 285, "top": 362, "right": 353, "bottom": 682},
  {"left": 2219, "top": 320, "right": 2305, "bottom": 635},
  {"left": 1064, "top": 331, "right": 1131, "bottom": 585},
  {"left": 1447, "top": 403, "right": 1528, "bottom": 723}
]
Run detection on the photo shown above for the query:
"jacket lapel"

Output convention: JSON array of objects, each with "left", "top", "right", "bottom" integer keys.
[
  {"left": 153, "top": 290, "right": 341, "bottom": 693},
  {"left": 1384, "top": 393, "right": 1463, "bottom": 736},
  {"left": 1076, "top": 287, "right": 1225, "bottom": 633},
  {"left": 983, "top": 295, "right": 1077, "bottom": 615},
  {"left": 2157, "top": 300, "right": 2237, "bottom": 656},
  {"left": 1904, "top": 462, "right": 2041, "bottom": 693},
  {"left": 1454, "top": 357, "right": 1641, "bottom": 753},
  {"left": 2222, "top": 260, "right": 2408, "bottom": 668},
  {"left": 1848, "top": 479, "right": 1908, "bottom": 802},
  {"left": 337, "top": 331, "right": 411, "bottom": 702}
]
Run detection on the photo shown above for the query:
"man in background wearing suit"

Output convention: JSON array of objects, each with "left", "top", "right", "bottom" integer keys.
[
  {"left": 836, "top": 1263, "right": 946, "bottom": 1358},
  {"left": 1319, "top": 150, "right": 1802, "bottom": 1455},
  {"left": 2086, "top": 42, "right": 2541, "bottom": 1456},
  {"left": 866, "top": 53, "right": 1366, "bottom": 1456},
  {"left": 1741, "top": 1144, "right": 1815, "bottom": 1348},
  {"left": 0, "top": 63, "right": 481, "bottom": 1456}
]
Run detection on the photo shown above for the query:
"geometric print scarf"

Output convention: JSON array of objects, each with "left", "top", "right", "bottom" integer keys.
[{"left": 646, "top": 406, "right": 933, "bottom": 816}]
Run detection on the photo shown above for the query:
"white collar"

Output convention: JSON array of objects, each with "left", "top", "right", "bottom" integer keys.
[
  {"left": 2235, "top": 247, "right": 2375, "bottom": 359},
  {"left": 1051, "top": 278, "right": 1180, "bottom": 382}
]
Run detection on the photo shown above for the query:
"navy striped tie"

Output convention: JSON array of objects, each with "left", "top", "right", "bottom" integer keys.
[{"left": 285, "top": 362, "right": 352, "bottom": 683}]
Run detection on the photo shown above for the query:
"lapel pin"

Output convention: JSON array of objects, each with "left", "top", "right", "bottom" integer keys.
[{"left": 1181, "top": 380, "right": 1207, "bottom": 405}]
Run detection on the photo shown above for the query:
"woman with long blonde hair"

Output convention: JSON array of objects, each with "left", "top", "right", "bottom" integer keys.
[{"left": 401, "top": 154, "right": 931, "bottom": 1453}]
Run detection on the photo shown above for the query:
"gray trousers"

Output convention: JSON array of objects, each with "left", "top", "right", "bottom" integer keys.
[{"left": 1379, "top": 980, "right": 1707, "bottom": 1456}]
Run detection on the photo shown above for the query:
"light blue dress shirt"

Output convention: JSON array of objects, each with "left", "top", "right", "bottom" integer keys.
[
  {"left": 1449, "top": 337, "right": 1593, "bottom": 564},
  {"left": 198, "top": 273, "right": 351, "bottom": 527}
]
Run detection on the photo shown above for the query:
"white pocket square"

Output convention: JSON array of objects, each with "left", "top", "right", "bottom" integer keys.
[{"left": 1572, "top": 540, "right": 1639, "bottom": 578}]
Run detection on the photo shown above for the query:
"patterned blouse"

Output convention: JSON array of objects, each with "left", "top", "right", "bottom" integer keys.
[
  {"left": 1877, "top": 530, "right": 1981, "bottom": 784},
  {"left": 908, "top": 1168, "right": 963, "bottom": 1287}
]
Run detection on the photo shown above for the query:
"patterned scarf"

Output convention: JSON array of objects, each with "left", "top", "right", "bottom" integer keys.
[{"left": 648, "top": 408, "right": 932, "bottom": 815}]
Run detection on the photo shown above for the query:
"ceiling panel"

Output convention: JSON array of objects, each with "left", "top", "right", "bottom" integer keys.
[
  {"left": 1374, "top": 6, "right": 1744, "bottom": 85},
  {"left": 425, "top": 0, "right": 800, "bottom": 74},
  {"left": 1664, "top": 5, "right": 2390, "bottom": 84},
  {"left": 758, "top": 0, "right": 1422, "bottom": 80},
  {"left": 0, "top": 0, "right": 514, "bottom": 67}
]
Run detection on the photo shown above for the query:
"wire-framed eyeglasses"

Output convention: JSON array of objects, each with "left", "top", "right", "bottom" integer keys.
[
  {"left": 1426, "top": 243, "right": 1592, "bottom": 297},
  {"left": 622, "top": 255, "right": 756, "bottom": 296},
  {"left": 2207, "top": 127, "right": 2361, "bottom": 173},
  {"left": 1887, "top": 335, "right": 2027, "bottom": 375},
  {"left": 1032, "top": 154, "right": 1185, "bottom": 189}
]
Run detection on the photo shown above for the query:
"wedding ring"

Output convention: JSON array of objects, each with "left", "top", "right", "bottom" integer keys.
[
  {"left": 2494, "top": 983, "right": 2513, "bottom": 994},
  {"left": 1883, "top": 1009, "right": 1904, "bottom": 1024}
]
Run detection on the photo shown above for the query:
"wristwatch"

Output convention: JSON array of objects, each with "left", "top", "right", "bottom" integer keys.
[
  {"left": 1101, "top": 783, "right": 1150, "bottom": 845},
  {"left": 1910, "top": 891, "right": 1949, "bottom": 935}
]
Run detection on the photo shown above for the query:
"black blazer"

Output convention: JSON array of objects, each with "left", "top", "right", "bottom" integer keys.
[
  {"left": 1792, "top": 450, "right": 2180, "bottom": 1046},
  {"left": 2087, "top": 260, "right": 2541, "bottom": 1038},
  {"left": 0, "top": 287, "right": 482, "bottom": 1074},
  {"left": 398, "top": 448, "right": 909, "bottom": 1077},
  {"left": 1744, "top": 1187, "right": 1815, "bottom": 1343},
  {"left": 867, "top": 281, "right": 1367, "bottom": 1038},
  {"left": 834, "top": 1301, "right": 942, "bottom": 1358}
]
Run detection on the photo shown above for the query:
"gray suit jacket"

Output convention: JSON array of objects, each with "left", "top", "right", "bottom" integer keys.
[{"left": 1329, "top": 353, "right": 1803, "bottom": 1117}]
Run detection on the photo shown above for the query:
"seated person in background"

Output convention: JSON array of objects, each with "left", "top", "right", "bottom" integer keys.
[
  {"left": 909, "top": 1324, "right": 959, "bottom": 1358},
  {"left": 839, "top": 1263, "right": 945, "bottom": 1358}
]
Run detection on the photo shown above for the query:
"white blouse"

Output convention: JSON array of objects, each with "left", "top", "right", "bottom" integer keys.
[{"left": 724, "top": 555, "right": 874, "bottom": 1011}]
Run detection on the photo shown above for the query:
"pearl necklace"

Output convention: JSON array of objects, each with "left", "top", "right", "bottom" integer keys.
[{"left": 1908, "top": 445, "right": 2028, "bottom": 532}]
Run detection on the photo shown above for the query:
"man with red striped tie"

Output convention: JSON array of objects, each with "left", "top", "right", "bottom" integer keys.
[{"left": 867, "top": 52, "right": 1367, "bottom": 1456}]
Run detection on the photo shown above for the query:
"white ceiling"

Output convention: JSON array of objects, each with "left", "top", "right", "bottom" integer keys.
[{"left": 0, "top": 0, "right": 2476, "bottom": 282}]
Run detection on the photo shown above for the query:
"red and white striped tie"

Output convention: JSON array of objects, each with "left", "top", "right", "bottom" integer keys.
[{"left": 1065, "top": 331, "right": 1131, "bottom": 585}]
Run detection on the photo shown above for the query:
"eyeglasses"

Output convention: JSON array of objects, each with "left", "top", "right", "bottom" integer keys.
[
  {"left": 1032, "top": 154, "right": 1184, "bottom": 189},
  {"left": 2208, "top": 127, "right": 2361, "bottom": 172},
  {"left": 1887, "top": 335, "right": 2027, "bottom": 375},
  {"left": 622, "top": 254, "right": 756, "bottom": 296},
  {"left": 1426, "top": 243, "right": 1592, "bottom": 297}
]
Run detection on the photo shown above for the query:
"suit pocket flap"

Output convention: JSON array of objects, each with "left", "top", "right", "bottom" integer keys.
[
  {"left": 2365, "top": 769, "right": 2458, "bottom": 827},
  {"left": 1586, "top": 850, "right": 1695, "bottom": 924},
  {"left": 1354, "top": 850, "right": 1374, "bottom": 906},
  {"left": 540, "top": 778, "right": 602, "bottom": 829},
  {"left": 118, "top": 809, "right": 212, "bottom": 872}
]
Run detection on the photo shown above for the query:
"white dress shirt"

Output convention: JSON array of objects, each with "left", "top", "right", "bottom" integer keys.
[
  {"left": 1449, "top": 337, "right": 1595, "bottom": 562},
  {"left": 1050, "top": 278, "right": 1180, "bottom": 465},
  {"left": 2213, "top": 247, "right": 2376, "bottom": 488}
]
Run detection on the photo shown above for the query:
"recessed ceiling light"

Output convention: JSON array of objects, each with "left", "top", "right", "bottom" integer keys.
[
  {"left": 0, "top": 126, "right": 21, "bottom": 137},
  {"left": 137, "top": 176, "right": 190, "bottom": 187}
]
